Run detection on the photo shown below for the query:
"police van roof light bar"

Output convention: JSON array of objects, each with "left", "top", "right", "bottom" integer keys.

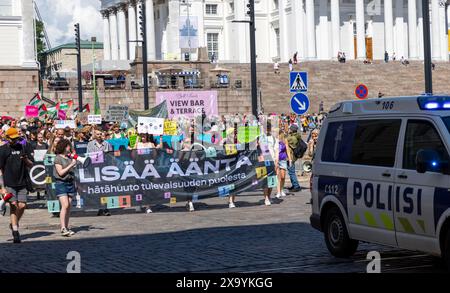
[{"left": 417, "top": 96, "right": 450, "bottom": 110}]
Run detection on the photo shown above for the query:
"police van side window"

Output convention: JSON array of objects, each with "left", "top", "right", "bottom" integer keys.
[
  {"left": 321, "top": 121, "right": 357, "bottom": 163},
  {"left": 403, "top": 120, "right": 449, "bottom": 171},
  {"left": 350, "top": 120, "right": 401, "bottom": 167}
]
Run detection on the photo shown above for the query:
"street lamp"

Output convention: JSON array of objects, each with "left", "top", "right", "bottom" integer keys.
[
  {"left": 74, "top": 23, "right": 83, "bottom": 110},
  {"left": 422, "top": 0, "right": 433, "bottom": 94},
  {"left": 232, "top": 0, "right": 258, "bottom": 117}
]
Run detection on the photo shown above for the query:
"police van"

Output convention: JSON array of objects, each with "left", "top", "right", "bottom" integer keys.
[{"left": 310, "top": 95, "right": 450, "bottom": 267}]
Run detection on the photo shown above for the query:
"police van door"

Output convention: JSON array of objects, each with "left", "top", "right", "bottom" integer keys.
[
  {"left": 347, "top": 119, "right": 401, "bottom": 246},
  {"left": 393, "top": 118, "right": 450, "bottom": 254}
]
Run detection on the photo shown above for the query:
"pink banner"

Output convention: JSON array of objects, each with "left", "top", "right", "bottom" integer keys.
[
  {"left": 156, "top": 91, "right": 218, "bottom": 118},
  {"left": 25, "top": 105, "right": 39, "bottom": 117},
  {"left": 58, "top": 110, "right": 67, "bottom": 120}
]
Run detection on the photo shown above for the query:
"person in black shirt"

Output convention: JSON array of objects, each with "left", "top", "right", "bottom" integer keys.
[{"left": 0, "top": 128, "right": 34, "bottom": 243}]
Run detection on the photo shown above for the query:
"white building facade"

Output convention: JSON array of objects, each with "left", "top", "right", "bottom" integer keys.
[
  {"left": 0, "top": 0, "right": 37, "bottom": 67},
  {"left": 100, "top": 0, "right": 450, "bottom": 63}
]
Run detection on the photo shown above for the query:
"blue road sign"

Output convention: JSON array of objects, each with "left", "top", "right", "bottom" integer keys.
[
  {"left": 290, "top": 93, "right": 309, "bottom": 115},
  {"left": 290, "top": 72, "right": 308, "bottom": 93}
]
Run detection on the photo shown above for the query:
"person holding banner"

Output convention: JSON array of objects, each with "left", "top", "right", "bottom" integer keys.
[
  {"left": 53, "top": 139, "right": 77, "bottom": 237},
  {"left": 87, "top": 128, "right": 113, "bottom": 216}
]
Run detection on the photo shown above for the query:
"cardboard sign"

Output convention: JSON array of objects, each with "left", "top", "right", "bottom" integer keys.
[
  {"left": 137, "top": 117, "right": 164, "bottom": 135},
  {"left": 77, "top": 112, "right": 89, "bottom": 125},
  {"left": 163, "top": 120, "right": 178, "bottom": 135},
  {"left": 106, "top": 138, "right": 130, "bottom": 151},
  {"left": 88, "top": 115, "right": 102, "bottom": 125},
  {"left": 129, "top": 135, "right": 138, "bottom": 149},
  {"left": 33, "top": 150, "right": 47, "bottom": 162},
  {"left": 25, "top": 105, "right": 39, "bottom": 118},
  {"left": 105, "top": 105, "right": 129, "bottom": 122},
  {"left": 55, "top": 120, "right": 76, "bottom": 129}
]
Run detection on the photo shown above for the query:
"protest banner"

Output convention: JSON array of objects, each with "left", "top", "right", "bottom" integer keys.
[
  {"left": 44, "top": 149, "right": 275, "bottom": 211},
  {"left": 55, "top": 120, "right": 76, "bottom": 129},
  {"left": 105, "top": 105, "right": 129, "bottom": 122},
  {"left": 25, "top": 105, "right": 39, "bottom": 118},
  {"left": 156, "top": 91, "right": 218, "bottom": 119},
  {"left": 164, "top": 120, "right": 177, "bottom": 135},
  {"left": 88, "top": 115, "right": 102, "bottom": 125},
  {"left": 137, "top": 117, "right": 164, "bottom": 135}
]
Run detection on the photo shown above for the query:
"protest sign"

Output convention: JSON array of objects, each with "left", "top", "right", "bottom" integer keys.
[
  {"left": 129, "top": 135, "right": 138, "bottom": 149},
  {"left": 155, "top": 91, "right": 218, "bottom": 119},
  {"left": 25, "top": 105, "right": 39, "bottom": 118},
  {"left": 163, "top": 120, "right": 177, "bottom": 135},
  {"left": 137, "top": 117, "right": 164, "bottom": 135},
  {"left": 106, "top": 138, "right": 130, "bottom": 151},
  {"left": 58, "top": 110, "right": 67, "bottom": 120},
  {"left": 77, "top": 112, "right": 89, "bottom": 125},
  {"left": 45, "top": 148, "right": 275, "bottom": 211},
  {"left": 55, "top": 120, "right": 76, "bottom": 129},
  {"left": 33, "top": 149, "right": 47, "bottom": 162},
  {"left": 237, "top": 126, "right": 261, "bottom": 143},
  {"left": 105, "top": 105, "right": 129, "bottom": 122},
  {"left": 88, "top": 115, "right": 102, "bottom": 125}
]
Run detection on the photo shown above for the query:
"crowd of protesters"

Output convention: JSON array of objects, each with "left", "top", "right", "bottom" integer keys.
[{"left": 0, "top": 110, "right": 325, "bottom": 243}]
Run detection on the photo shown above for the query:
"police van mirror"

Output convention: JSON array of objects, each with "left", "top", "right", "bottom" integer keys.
[{"left": 416, "top": 149, "right": 441, "bottom": 174}]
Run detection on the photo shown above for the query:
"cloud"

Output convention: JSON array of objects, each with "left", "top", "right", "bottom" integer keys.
[{"left": 35, "top": 0, "right": 103, "bottom": 47}]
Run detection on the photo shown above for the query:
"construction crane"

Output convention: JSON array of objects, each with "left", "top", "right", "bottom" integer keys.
[{"left": 34, "top": 0, "right": 52, "bottom": 50}]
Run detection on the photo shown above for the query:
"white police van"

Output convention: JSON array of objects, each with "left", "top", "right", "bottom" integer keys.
[{"left": 310, "top": 95, "right": 450, "bottom": 267}]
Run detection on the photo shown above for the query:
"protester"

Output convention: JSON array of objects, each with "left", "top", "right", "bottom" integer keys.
[
  {"left": 307, "top": 129, "right": 319, "bottom": 159},
  {"left": 34, "top": 132, "right": 49, "bottom": 150},
  {"left": 0, "top": 128, "right": 34, "bottom": 243},
  {"left": 286, "top": 124, "right": 303, "bottom": 192},
  {"left": 86, "top": 128, "right": 113, "bottom": 216},
  {"left": 275, "top": 130, "right": 289, "bottom": 199},
  {"left": 53, "top": 139, "right": 77, "bottom": 237}
]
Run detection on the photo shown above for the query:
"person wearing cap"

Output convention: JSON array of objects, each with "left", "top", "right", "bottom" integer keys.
[
  {"left": 0, "top": 128, "right": 34, "bottom": 243},
  {"left": 286, "top": 124, "right": 303, "bottom": 192}
]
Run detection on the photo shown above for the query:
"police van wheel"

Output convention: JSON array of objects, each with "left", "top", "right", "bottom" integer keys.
[{"left": 324, "top": 207, "right": 358, "bottom": 258}]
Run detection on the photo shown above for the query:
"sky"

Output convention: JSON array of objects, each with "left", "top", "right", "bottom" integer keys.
[{"left": 35, "top": 0, "right": 103, "bottom": 48}]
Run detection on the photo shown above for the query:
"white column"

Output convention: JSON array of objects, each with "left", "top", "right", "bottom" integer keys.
[
  {"left": 110, "top": 10, "right": 119, "bottom": 60},
  {"left": 305, "top": 0, "right": 316, "bottom": 58},
  {"left": 417, "top": 0, "right": 424, "bottom": 59},
  {"left": 128, "top": 2, "right": 137, "bottom": 61},
  {"left": 431, "top": 0, "right": 441, "bottom": 59},
  {"left": 102, "top": 12, "right": 111, "bottom": 61},
  {"left": 279, "top": 0, "right": 289, "bottom": 61},
  {"left": 292, "top": 0, "right": 306, "bottom": 59},
  {"left": 384, "top": 0, "right": 394, "bottom": 56},
  {"left": 356, "top": 0, "right": 366, "bottom": 59},
  {"left": 318, "top": 0, "right": 329, "bottom": 59},
  {"left": 395, "top": 0, "right": 405, "bottom": 58},
  {"left": 439, "top": 2, "right": 448, "bottom": 60},
  {"left": 408, "top": 0, "right": 418, "bottom": 58},
  {"left": 117, "top": 5, "right": 128, "bottom": 60},
  {"left": 21, "top": 0, "right": 37, "bottom": 67},
  {"left": 331, "top": 0, "right": 341, "bottom": 59},
  {"left": 146, "top": 0, "right": 156, "bottom": 60}
]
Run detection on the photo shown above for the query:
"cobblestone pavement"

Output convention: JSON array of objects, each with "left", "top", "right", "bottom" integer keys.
[{"left": 0, "top": 185, "right": 446, "bottom": 273}]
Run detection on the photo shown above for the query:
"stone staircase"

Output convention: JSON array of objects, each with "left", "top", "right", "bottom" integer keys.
[{"left": 256, "top": 60, "right": 450, "bottom": 114}]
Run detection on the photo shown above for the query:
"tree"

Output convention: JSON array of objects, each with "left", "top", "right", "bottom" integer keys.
[{"left": 35, "top": 19, "right": 47, "bottom": 54}]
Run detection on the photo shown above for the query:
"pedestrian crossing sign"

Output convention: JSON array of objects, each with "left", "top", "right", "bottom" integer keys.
[{"left": 290, "top": 72, "right": 308, "bottom": 93}]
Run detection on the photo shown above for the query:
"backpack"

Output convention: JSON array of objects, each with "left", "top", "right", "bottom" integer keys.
[{"left": 293, "top": 136, "right": 307, "bottom": 159}]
